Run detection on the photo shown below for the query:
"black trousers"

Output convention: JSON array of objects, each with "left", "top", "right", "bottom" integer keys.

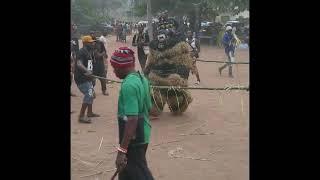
[{"left": 119, "top": 144, "right": 154, "bottom": 180}]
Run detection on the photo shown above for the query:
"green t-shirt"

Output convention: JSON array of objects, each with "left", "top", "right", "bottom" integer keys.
[{"left": 117, "top": 72, "right": 152, "bottom": 145}]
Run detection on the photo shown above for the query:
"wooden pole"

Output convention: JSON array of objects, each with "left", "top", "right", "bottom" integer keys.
[{"left": 147, "top": 0, "right": 154, "bottom": 41}]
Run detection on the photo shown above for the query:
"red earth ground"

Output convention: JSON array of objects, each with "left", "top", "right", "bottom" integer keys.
[{"left": 71, "top": 35, "right": 249, "bottom": 180}]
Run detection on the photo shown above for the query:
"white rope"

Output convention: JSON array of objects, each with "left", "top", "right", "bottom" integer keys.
[
  {"left": 172, "top": 86, "right": 181, "bottom": 112},
  {"left": 157, "top": 88, "right": 164, "bottom": 110},
  {"left": 166, "top": 86, "right": 173, "bottom": 112},
  {"left": 151, "top": 87, "right": 162, "bottom": 112}
]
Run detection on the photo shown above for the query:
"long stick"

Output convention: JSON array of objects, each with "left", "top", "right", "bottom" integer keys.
[
  {"left": 151, "top": 86, "right": 249, "bottom": 91},
  {"left": 91, "top": 76, "right": 249, "bottom": 91},
  {"left": 197, "top": 59, "right": 249, "bottom": 64},
  {"left": 146, "top": 0, "right": 153, "bottom": 41},
  {"left": 110, "top": 169, "right": 119, "bottom": 180},
  {"left": 79, "top": 171, "right": 103, "bottom": 178},
  {"left": 98, "top": 137, "right": 104, "bottom": 152},
  {"left": 91, "top": 75, "right": 122, "bottom": 83}
]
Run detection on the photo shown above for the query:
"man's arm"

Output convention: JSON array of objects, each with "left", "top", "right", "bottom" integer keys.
[
  {"left": 76, "top": 52, "right": 91, "bottom": 74},
  {"left": 119, "top": 84, "right": 140, "bottom": 149},
  {"left": 119, "top": 116, "right": 139, "bottom": 150},
  {"left": 95, "top": 49, "right": 106, "bottom": 58}
]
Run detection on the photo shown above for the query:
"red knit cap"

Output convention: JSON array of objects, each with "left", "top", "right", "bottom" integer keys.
[{"left": 110, "top": 47, "right": 135, "bottom": 68}]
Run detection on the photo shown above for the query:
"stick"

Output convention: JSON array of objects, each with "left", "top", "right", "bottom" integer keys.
[
  {"left": 91, "top": 75, "right": 122, "bottom": 83},
  {"left": 79, "top": 171, "right": 103, "bottom": 178},
  {"left": 152, "top": 140, "right": 182, "bottom": 147},
  {"left": 209, "top": 148, "right": 223, "bottom": 155},
  {"left": 89, "top": 75, "right": 250, "bottom": 91},
  {"left": 240, "top": 94, "right": 245, "bottom": 116},
  {"left": 188, "top": 120, "right": 208, "bottom": 134},
  {"left": 197, "top": 59, "right": 249, "bottom": 64},
  {"left": 179, "top": 132, "right": 214, "bottom": 136},
  {"left": 110, "top": 169, "right": 119, "bottom": 180},
  {"left": 72, "top": 156, "right": 95, "bottom": 166},
  {"left": 98, "top": 137, "right": 104, "bottom": 152},
  {"left": 174, "top": 121, "right": 193, "bottom": 128},
  {"left": 151, "top": 85, "right": 249, "bottom": 91},
  {"left": 93, "top": 158, "right": 106, "bottom": 168},
  {"left": 170, "top": 155, "right": 211, "bottom": 161},
  {"left": 105, "top": 168, "right": 117, "bottom": 173}
]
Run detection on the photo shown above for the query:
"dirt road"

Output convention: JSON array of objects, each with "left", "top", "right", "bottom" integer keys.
[{"left": 71, "top": 35, "right": 249, "bottom": 180}]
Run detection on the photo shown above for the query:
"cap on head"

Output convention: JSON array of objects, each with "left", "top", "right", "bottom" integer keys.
[
  {"left": 81, "top": 36, "right": 96, "bottom": 43},
  {"left": 110, "top": 47, "right": 135, "bottom": 68},
  {"left": 226, "top": 26, "right": 232, "bottom": 31}
]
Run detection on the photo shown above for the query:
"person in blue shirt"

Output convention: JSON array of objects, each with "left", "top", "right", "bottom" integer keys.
[{"left": 219, "top": 25, "right": 235, "bottom": 78}]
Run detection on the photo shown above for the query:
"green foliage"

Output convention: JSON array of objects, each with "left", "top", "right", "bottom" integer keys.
[
  {"left": 133, "top": 3, "right": 147, "bottom": 17},
  {"left": 132, "top": 0, "right": 249, "bottom": 18},
  {"left": 71, "top": 0, "right": 126, "bottom": 25}
]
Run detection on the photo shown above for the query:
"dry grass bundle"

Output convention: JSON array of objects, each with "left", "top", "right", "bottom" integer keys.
[
  {"left": 145, "top": 42, "right": 194, "bottom": 70},
  {"left": 148, "top": 72, "right": 188, "bottom": 86}
]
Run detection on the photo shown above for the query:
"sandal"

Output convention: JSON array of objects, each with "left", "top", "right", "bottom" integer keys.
[{"left": 87, "top": 113, "right": 100, "bottom": 117}]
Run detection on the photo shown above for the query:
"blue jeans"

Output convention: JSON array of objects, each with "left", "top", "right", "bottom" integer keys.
[
  {"left": 77, "top": 81, "right": 94, "bottom": 104},
  {"left": 225, "top": 47, "right": 235, "bottom": 61}
]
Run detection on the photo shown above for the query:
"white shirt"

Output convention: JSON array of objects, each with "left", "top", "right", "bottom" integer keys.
[{"left": 98, "top": 35, "right": 107, "bottom": 51}]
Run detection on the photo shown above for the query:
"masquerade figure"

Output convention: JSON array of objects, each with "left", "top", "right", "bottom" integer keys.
[{"left": 144, "top": 11, "right": 194, "bottom": 115}]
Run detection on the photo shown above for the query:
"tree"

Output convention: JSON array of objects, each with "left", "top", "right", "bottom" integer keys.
[
  {"left": 132, "top": 0, "right": 249, "bottom": 18},
  {"left": 147, "top": 0, "right": 154, "bottom": 41},
  {"left": 71, "top": 0, "right": 128, "bottom": 26}
]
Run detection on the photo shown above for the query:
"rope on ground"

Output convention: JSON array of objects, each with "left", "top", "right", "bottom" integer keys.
[
  {"left": 92, "top": 75, "right": 249, "bottom": 91},
  {"left": 196, "top": 59, "right": 249, "bottom": 64}
]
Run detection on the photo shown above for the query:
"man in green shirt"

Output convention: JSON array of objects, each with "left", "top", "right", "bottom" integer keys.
[{"left": 110, "top": 47, "right": 154, "bottom": 180}]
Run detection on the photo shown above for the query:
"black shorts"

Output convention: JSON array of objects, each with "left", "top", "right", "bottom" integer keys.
[{"left": 119, "top": 144, "right": 154, "bottom": 180}]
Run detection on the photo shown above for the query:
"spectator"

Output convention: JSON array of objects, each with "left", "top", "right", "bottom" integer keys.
[{"left": 74, "top": 36, "right": 100, "bottom": 123}]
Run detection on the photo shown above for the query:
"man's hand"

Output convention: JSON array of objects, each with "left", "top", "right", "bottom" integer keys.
[
  {"left": 84, "top": 71, "right": 92, "bottom": 76},
  {"left": 84, "top": 71, "right": 95, "bottom": 80},
  {"left": 115, "top": 151, "right": 127, "bottom": 172}
]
